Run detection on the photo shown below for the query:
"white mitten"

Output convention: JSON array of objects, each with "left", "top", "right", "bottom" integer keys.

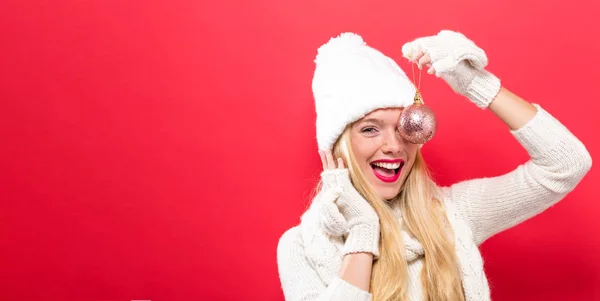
[
  {"left": 318, "top": 169, "right": 381, "bottom": 258},
  {"left": 402, "top": 30, "right": 501, "bottom": 109}
]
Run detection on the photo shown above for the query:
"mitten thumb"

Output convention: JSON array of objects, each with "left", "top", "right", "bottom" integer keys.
[{"left": 317, "top": 188, "right": 349, "bottom": 236}]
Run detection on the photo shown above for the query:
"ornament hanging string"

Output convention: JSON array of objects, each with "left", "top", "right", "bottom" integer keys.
[
  {"left": 411, "top": 60, "right": 422, "bottom": 91},
  {"left": 410, "top": 61, "right": 423, "bottom": 105},
  {"left": 397, "top": 58, "right": 438, "bottom": 144}
]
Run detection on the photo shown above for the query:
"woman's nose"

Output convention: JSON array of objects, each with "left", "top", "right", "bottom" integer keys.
[{"left": 381, "top": 130, "right": 405, "bottom": 154}]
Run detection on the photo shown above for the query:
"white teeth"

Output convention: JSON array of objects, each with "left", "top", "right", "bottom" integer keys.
[{"left": 372, "top": 162, "right": 402, "bottom": 170}]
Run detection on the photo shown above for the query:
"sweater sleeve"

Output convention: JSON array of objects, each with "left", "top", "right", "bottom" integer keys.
[
  {"left": 444, "top": 103, "right": 592, "bottom": 246},
  {"left": 277, "top": 227, "right": 373, "bottom": 301}
]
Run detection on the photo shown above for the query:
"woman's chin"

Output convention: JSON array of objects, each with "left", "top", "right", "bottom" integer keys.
[
  {"left": 375, "top": 186, "right": 401, "bottom": 201},
  {"left": 366, "top": 174, "right": 403, "bottom": 200}
]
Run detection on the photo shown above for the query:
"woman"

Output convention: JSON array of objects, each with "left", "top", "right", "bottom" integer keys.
[{"left": 276, "top": 30, "right": 592, "bottom": 301}]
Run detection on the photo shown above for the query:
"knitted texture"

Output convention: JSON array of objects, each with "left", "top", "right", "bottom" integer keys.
[
  {"left": 313, "top": 32, "right": 417, "bottom": 151},
  {"left": 319, "top": 169, "right": 381, "bottom": 258},
  {"left": 401, "top": 30, "right": 501, "bottom": 109},
  {"left": 277, "top": 104, "right": 592, "bottom": 300}
]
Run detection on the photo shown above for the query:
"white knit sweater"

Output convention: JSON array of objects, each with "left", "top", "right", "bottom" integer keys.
[{"left": 277, "top": 104, "right": 592, "bottom": 301}]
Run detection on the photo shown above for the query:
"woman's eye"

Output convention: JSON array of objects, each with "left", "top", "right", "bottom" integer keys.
[{"left": 362, "top": 127, "right": 376, "bottom": 133}]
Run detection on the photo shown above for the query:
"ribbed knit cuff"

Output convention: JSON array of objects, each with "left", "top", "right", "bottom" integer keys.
[
  {"left": 325, "top": 276, "right": 373, "bottom": 301},
  {"left": 466, "top": 70, "right": 501, "bottom": 109},
  {"left": 343, "top": 222, "right": 381, "bottom": 259}
]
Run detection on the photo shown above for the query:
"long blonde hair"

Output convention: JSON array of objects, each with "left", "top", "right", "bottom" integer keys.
[{"left": 311, "top": 125, "right": 465, "bottom": 301}]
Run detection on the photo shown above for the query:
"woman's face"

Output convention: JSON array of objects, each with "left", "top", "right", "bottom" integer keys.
[{"left": 350, "top": 108, "right": 419, "bottom": 201}]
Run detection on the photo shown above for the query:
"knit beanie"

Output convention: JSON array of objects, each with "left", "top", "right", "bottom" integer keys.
[{"left": 312, "top": 32, "right": 418, "bottom": 151}]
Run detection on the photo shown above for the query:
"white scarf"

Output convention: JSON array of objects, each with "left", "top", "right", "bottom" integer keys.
[{"left": 299, "top": 191, "right": 491, "bottom": 300}]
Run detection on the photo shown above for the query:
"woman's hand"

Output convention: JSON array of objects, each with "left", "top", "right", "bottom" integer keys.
[
  {"left": 402, "top": 30, "right": 502, "bottom": 109},
  {"left": 317, "top": 149, "right": 380, "bottom": 258}
]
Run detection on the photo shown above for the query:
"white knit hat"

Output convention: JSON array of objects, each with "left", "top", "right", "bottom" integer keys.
[{"left": 312, "top": 32, "right": 417, "bottom": 151}]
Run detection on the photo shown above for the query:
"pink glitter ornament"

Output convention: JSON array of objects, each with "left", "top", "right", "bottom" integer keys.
[
  {"left": 398, "top": 90, "right": 437, "bottom": 144},
  {"left": 398, "top": 62, "right": 438, "bottom": 144}
]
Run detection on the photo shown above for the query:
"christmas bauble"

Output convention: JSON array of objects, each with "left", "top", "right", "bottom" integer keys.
[{"left": 398, "top": 103, "right": 437, "bottom": 144}]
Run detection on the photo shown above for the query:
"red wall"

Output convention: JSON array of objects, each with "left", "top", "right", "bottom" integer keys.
[{"left": 1, "top": 0, "right": 599, "bottom": 300}]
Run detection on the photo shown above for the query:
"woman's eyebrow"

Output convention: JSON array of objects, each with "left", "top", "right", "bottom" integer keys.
[{"left": 359, "top": 118, "right": 383, "bottom": 125}]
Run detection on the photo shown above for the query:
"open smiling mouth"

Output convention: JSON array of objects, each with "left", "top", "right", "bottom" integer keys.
[{"left": 370, "top": 161, "right": 404, "bottom": 183}]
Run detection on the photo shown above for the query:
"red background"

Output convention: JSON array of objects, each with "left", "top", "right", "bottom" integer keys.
[{"left": 1, "top": 0, "right": 599, "bottom": 300}]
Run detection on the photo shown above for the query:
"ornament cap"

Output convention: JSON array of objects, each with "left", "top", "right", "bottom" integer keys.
[{"left": 414, "top": 90, "right": 423, "bottom": 105}]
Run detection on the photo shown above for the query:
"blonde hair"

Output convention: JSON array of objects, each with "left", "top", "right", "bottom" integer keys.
[{"left": 310, "top": 125, "right": 465, "bottom": 301}]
